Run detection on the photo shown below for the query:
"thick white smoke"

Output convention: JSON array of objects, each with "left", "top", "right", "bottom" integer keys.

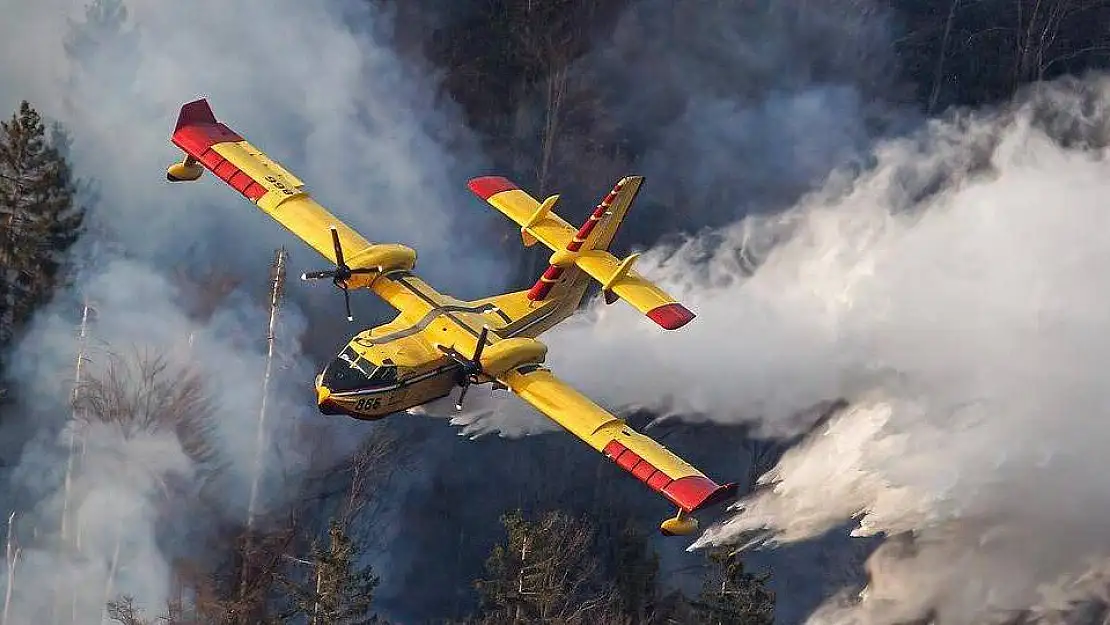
[
  {"left": 459, "top": 76, "right": 1110, "bottom": 624},
  {"left": 0, "top": 0, "right": 500, "bottom": 620}
]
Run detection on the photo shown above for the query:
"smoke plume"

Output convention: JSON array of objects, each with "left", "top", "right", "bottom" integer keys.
[
  {"left": 435, "top": 3, "right": 1110, "bottom": 619},
  {"left": 448, "top": 0, "right": 907, "bottom": 439},
  {"left": 685, "top": 79, "right": 1110, "bottom": 624},
  {"left": 0, "top": 0, "right": 501, "bottom": 620},
  {"left": 490, "top": 74, "right": 1110, "bottom": 624}
]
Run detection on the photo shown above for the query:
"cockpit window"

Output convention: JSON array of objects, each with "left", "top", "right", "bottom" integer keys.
[
  {"left": 369, "top": 366, "right": 396, "bottom": 383},
  {"left": 320, "top": 348, "right": 398, "bottom": 392},
  {"left": 321, "top": 356, "right": 368, "bottom": 392}
]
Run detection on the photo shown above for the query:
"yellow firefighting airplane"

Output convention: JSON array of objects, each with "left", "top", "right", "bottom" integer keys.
[{"left": 165, "top": 98, "right": 737, "bottom": 536}]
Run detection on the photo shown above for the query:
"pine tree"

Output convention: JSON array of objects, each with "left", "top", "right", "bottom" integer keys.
[
  {"left": 610, "top": 521, "right": 659, "bottom": 623},
  {"left": 64, "top": 0, "right": 141, "bottom": 107},
  {"left": 0, "top": 101, "right": 85, "bottom": 348},
  {"left": 689, "top": 547, "right": 775, "bottom": 625},
  {"left": 282, "top": 519, "right": 382, "bottom": 625},
  {"left": 473, "top": 509, "right": 620, "bottom": 625},
  {"left": 64, "top": 0, "right": 137, "bottom": 66}
]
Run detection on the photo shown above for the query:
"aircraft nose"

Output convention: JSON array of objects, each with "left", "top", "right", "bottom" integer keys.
[{"left": 315, "top": 384, "right": 344, "bottom": 416}]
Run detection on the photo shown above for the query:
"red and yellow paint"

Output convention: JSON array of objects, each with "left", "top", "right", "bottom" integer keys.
[{"left": 168, "top": 98, "right": 732, "bottom": 536}]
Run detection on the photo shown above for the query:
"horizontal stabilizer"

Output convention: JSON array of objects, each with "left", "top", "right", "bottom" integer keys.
[{"left": 468, "top": 175, "right": 695, "bottom": 330}]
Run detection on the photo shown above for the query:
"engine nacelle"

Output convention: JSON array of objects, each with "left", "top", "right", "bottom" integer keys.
[
  {"left": 346, "top": 244, "right": 418, "bottom": 275},
  {"left": 478, "top": 337, "right": 548, "bottom": 377},
  {"left": 166, "top": 158, "right": 204, "bottom": 182}
]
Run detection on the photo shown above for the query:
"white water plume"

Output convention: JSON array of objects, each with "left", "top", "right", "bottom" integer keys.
[{"left": 457, "top": 75, "right": 1110, "bottom": 624}]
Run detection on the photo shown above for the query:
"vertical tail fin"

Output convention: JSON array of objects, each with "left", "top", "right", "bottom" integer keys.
[
  {"left": 572, "top": 175, "right": 642, "bottom": 254},
  {"left": 527, "top": 176, "right": 643, "bottom": 302}
]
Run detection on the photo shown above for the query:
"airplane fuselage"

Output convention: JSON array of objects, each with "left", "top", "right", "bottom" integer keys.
[
  {"left": 315, "top": 358, "right": 460, "bottom": 419},
  {"left": 312, "top": 270, "right": 582, "bottom": 420},
  {"left": 166, "top": 97, "right": 735, "bottom": 537}
]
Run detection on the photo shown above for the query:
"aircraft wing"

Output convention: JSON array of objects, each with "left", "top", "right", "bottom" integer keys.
[
  {"left": 573, "top": 251, "right": 691, "bottom": 326},
  {"left": 167, "top": 99, "right": 422, "bottom": 310},
  {"left": 497, "top": 365, "right": 738, "bottom": 519},
  {"left": 467, "top": 177, "right": 576, "bottom": 250}
]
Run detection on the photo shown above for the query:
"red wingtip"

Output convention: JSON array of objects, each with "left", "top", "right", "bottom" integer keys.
[
  {"left": 646, "top": 302, "right": 696, "bottom": 330},
  {"left": 171, "top": 98, "right": 243, "bottom": 157},
  {"left": 662, "top": 477, "right": 740, "bottom": 513},
  {"left": 175, "top": 98, "right": 217, "bottom": 131},
  {"left": 468, "top": 176, "right": 518, "bottom": 200}
]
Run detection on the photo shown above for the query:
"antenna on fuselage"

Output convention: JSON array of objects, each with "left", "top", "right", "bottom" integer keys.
[{"left": 300, "top": 226, "right": 376, "bottom": 322}]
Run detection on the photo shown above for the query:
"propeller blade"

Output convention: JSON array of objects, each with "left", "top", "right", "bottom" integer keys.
[
  {"left": 330, "top": 227, "right": 345, "bottom": 268},
  {"left": 302, "top": 270, "right": 336, "bottom": 280},
  {"left": 455, "top": 383, "right": 470, "bottom": 411},
  {"left": 472, "top": 326, "right": 489, "bottom": 364},
  {"left": 342, "top": 285, "right": 353, "bottom": 322}
]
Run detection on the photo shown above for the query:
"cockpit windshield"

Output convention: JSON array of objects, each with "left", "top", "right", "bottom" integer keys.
[{"left": 320, "top": 346, "right": 397, "bottom": 392}]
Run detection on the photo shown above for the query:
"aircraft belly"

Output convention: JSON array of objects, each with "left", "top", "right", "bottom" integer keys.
[
  {"left": 397, "top": 368, "right": 457, "bottom": 408},
  {"left": 331, "top": 367, "right": 457, "bottom": 420}
]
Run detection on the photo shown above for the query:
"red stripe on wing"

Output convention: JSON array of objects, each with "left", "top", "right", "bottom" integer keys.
[
  {"left": 663, "top": 476, "right": 739, "bottom": 512},
  {"left": 527, "top": 265, "right": 565, "bottom": 301},
  {"left": 566, "top": 180, "right": 622, "bottom": 252},
  {"left": 602, "top": 440, "right": 738, "bottom": 513}
]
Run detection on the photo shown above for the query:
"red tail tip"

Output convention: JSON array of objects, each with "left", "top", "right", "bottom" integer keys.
[
  {"left": 646, "top": 303, "right": 695, "bottom": 330},
  {"left": 175, "top": 98, "right": 217, "bottom": 131},
  {"left": 468, "top": 176, "right": 518, "bottom": 200}
]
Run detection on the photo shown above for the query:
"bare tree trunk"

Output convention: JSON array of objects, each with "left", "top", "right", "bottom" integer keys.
[
  {"left": 536, "top": 63, "right": 568, "bottom": 198},
  {"left": 239, "top": 247, "right": 287, "bottom": 623},
  {"left": 61, "top": 298, "right": 92, "bottom": 540},
  {"left": 3, "top": 512, "right": 18, "bottom": 625},
  {"left": 1036, "top": 0, "right": 1073, "bottom": 81},
  {"left": 515, "top": 537, "right": 529, "bottom": 625},
  {"left": 246, "top": 247, "right": 286, "bottom": 530},
  {"left": 1015, "top": 0, "right": 1046, "bottom": 87},
  {"left": 99, "top": 527, "right": 122, "bottom": 624},
  {"left": 312, "top": 565, "right": 321, "bottom": 625},
  {"left": 50, "top": 298, "right": 94, "bottom": 625},
  {"left": 928, "top": 0, "right": 960, "bottom": 115}
]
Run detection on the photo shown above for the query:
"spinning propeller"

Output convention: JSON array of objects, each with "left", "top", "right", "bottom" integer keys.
[
  {"left": 300, "top": 226, "right": 375, "bottom": 321},
  {"left": 438, "top": 325, "right": 494, "bottom": 411}
]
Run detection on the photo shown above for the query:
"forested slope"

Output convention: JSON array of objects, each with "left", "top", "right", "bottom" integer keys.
[{"left": 3, "top": 1, "right": 1110, "bottom": 624}]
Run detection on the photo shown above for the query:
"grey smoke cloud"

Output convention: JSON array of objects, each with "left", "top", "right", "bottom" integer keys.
[
  {"left": 446, "top": 0, "right": 905, "bottom": 439},
  {"left": 511, "top": 76, "right": 1110, "bottom": 625},
  {"left": 583, "top": 0, "right": 903, "bottom": 241},
  {"left": 686, "top": 84, "right": 1110, "bottom": 624},
  {"left": 11, "top": 1, "right": 1110, "bottom": 623},
  {"left": 436, "top": 6, "right": 1110, "bottom": 620},
  {"left": 0, "top": 0, "right": 505, "bottom": 620}
]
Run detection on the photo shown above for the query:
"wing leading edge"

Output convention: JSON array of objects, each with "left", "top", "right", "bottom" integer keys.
[
  {"left": 498, "top": 365, "right": 738, "bottom": 533},
  {"left": 167, "top": 98, "right": 434, "bottom": 314}
]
